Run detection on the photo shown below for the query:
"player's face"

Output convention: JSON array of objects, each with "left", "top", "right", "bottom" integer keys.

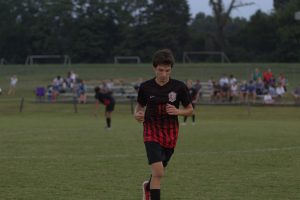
[{"left": 153, "top": 64, "right": 172, "bottom": 85}]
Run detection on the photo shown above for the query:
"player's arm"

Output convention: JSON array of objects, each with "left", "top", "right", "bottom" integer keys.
[
  {"left": 166, "top": 103, "right": 193, "bottom": 116},
  {"left": 134, "top": 103, "right": 145, "bottom": 123}
]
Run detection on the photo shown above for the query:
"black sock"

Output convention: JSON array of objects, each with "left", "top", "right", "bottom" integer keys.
[
  {"left": 192, "top": 114, "right": 195, "bottom": 122},
  {"left": 150, "top": 189, "right": 160, "bottom": 200},
  {"left": 106, "top": 118, "right": 111, "bottom": 128},
  {"left": 183, "top": 116, "right": 187, "bottom": 122}
]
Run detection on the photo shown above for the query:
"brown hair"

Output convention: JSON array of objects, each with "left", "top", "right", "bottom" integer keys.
[{"left": 152, "top": 49, "right": 175, "bottom": 68}]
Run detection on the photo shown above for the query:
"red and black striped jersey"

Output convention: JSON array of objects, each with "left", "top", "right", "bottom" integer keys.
[{"left": 137, "top": 78, "right": 192, "bottom": 148}]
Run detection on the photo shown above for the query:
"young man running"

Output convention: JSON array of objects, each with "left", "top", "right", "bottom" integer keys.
[{"left": 134, "top": 49, "right": 193, "bottom": 200}]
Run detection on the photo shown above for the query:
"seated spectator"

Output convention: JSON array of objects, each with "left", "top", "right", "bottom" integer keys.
[
  {"left": 247, "top": 80, "right": 256, "bottom": 103},
  {"left": 194, "top": 80, "right": 203, "bottom": 99},
  {"left": 292, "top": 84, "right": 300, "bottom": 104},
  {"left": 275, "top": 83, "right": 285, "bottom": 99},
  {"left": 76, "top": 79, "right": 87, "bottom": 104},
  {"left": 277, "top": 73, "right": 287, "bottom": 92},
  {"left": 268, "top": 84, "right": 277, "bottom": 97},
  {"left": 239, "top": 80, "right": 248, "bottom": 103},
  {"left": 255, "top": 78, "right": 265, "bottom": 95},
  {"left": 263, "top": 92, "right": 274, "bottom": 104},
  {"left": 211, "top": 81, "right": 221, "bottom": 102},
  {"left": 229, "top": 82, "right": 239, "bottom": 103}
]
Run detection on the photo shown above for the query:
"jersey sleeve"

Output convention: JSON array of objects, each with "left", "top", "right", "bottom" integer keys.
[
  {"left": 180, "top": 84, "right": 192, "bottom": 107},
  {"left": 137, "top": 84, "right": 147, "bottom": 106}
]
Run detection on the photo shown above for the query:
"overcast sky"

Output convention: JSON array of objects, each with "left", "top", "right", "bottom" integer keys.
[{"left": 187, "top": 0, "right": 274, "bottom": 19}]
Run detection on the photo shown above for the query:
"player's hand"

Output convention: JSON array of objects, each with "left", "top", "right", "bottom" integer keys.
[
  {"left": 134, "top": 111, "right": 145, "bottom": 123},
  {"left": 166, "top": 104, "right": 179, "bottom": 115}
]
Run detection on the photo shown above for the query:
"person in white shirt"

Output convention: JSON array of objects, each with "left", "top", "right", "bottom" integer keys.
[
  {"left": 8, "top": 75, "right": 18, "bottom": 95},
  {"left": 264, "top": 93, "right": 274, "bottom": 104},
  {"left": 275, "top": 83, "right": 285, "bottom": 98}
]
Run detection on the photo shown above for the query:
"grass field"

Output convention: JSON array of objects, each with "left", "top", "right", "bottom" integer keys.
[
  {"left": 0, "top": 104, "right": 300, "bottom": 200},
  {"left": 0, "top": 63, "right": 300, "bottom": 199}
]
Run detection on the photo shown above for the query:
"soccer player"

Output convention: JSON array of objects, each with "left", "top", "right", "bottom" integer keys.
[
  {"left": 134, "top": 49, "right": 193, "bottom": 200},
  {"left": 183, "top": 79, "right": 199, "bottom": 125},
  {"left": 94, "top": 86, "right": 115, "bottom": 130}
]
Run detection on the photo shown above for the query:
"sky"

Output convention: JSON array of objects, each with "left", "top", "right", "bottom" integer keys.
[{"left": 187, "top": 0, "right": 274, "bottom": 19}]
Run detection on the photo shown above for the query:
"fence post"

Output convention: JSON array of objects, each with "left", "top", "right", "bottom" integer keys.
[{"left": 19, "top": 97, "right": 24, "bottom": 113}]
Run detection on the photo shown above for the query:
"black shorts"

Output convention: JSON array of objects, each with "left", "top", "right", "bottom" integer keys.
[
  {"left": 144, "top": 142, "right": 174, "bottom": 167},
  {"left": 105, "top": 103, "right": 115, "bottom": 112}
]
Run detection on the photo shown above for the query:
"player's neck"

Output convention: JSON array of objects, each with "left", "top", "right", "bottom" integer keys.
[{"left": 155, "top": 78, "right": 170, "bottom": 86}]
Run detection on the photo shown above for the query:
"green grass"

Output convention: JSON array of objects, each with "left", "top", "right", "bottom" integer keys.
[
  {"left": 0, "top": 63, "right": 300, "bottom": 199},
  {"left": 0, "top": 104, "right": 300, "bottom": 200}
]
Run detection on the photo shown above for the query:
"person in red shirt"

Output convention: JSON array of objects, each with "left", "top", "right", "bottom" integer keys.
[
  {"left": 263, "top": 68, "right": 273, "bottom": 86},
  {"left": 134, "top": 49, "right": 193, "bottom": 200}
]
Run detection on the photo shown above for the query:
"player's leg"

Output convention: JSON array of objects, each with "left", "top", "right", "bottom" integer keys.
[{"left": 150, "top": 162, "right": 164, "bottom": 200}]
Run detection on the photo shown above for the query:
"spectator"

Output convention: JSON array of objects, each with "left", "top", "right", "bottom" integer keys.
[
  {"left": 229, "top": 74, "right": 237, "bottom": 86},
  {"left": 292, "top": 84, "right": 300, "bottom": 104},
  {"left": 194, "top": 80, "right": 202, "bottom": 99},
  {"left": 247, "top": 80, "right": 256, "bottom": 103},
  {"left": 77, "top": 80, "right": 87, "bottom": 104},
  {"left": 275, "top": 83, "right": 285, "bottom": 99},
  {"left": 263, "top": 68, "right": 273, "bottom": 86},
  {"left": 229, "top": 82, "right": 239, "bottom": 103},
  {"left": 255, "top": 78, "right": 265, "bottom": 95},
  {"left": 277, "top": 73, "right": 287, "bottom": 92},
  {"left": 252, "top": 68, "right": 263, "bottom": 81},
  {"left": 239, "top": 80, "right": 248, "bottom": 103},
  {"left": 211, "top": 81, "right": 221, "bottom": 102},
  {"left": 8, "top": 75, "right": 18, "bottom": 95},
  {"left": 263, "top": 92, "right": 274, "bottom": 104}
]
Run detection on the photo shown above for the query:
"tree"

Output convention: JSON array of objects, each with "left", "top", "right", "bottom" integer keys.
[
  {"left": 209, "top": 0, "right": 254, "bottom": 52},
  {"left": 141, "top": 0, "right": 190, "bottom": 61}
]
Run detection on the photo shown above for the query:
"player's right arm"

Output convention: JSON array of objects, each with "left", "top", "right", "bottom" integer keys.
[{"left": 134, "top": 103, "right": 145, "bottom": 123}]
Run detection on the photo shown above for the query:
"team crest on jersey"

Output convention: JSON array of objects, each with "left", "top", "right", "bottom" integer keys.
[{"left": 168, "top": 91, "right": 177, "bottom": 102}]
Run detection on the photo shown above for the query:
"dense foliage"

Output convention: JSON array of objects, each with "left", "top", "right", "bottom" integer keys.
[{"left": 0, "top": 0, "right": 299, "bottom": 63}]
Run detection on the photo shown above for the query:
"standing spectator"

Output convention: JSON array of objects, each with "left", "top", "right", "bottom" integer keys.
[
  {"left": 8, "top": 75, "right": 18, "bottom": 95},
  {"left": 134, "top": 49, "right": 193, "bottom": 200},
  {"left": 94, "top": 86, "right": 115, "bottom": 130},
  {"left": 263, "top": 68, "right": 273, "bottom": 87},
  {"left": 252, "top": 68, "right": 262, "bottom": 81}
]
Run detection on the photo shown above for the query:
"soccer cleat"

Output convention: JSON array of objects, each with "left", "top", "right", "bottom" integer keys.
[{"left": 142, "top": 181, "right": 150, "bottom": 200}]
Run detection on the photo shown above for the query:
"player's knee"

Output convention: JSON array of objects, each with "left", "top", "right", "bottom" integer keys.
[{"left": 152, "top": 169, "right": 164, "bottom": 179}]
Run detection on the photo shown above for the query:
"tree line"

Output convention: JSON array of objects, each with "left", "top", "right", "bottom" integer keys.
[{"left": 0, "top": 0, "right": 299, "bottom": 64}]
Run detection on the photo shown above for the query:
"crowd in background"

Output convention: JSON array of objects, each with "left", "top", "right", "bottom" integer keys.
[{"left": 31, "top": 67, "right": 300, "bottom": 105}]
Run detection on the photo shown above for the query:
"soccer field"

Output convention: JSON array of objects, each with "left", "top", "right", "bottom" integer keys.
[{"left": 0, "top": 104, "right": 299, "bottom": 200}]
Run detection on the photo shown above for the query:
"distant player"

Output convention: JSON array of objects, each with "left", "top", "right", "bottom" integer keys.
[
  {"left": 94, "top": 86, "right": 115, "bottom": 130},
  {"left": 134, "top": 49, "right": 193, "bottom": 200},
  {"left": 183, "top": 79, "right": 199, "bottom": 125}
]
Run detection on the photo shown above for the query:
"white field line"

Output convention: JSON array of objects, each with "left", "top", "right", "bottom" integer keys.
[{"left": 0, "top": 146, "right": 299, "bottom": 160}]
